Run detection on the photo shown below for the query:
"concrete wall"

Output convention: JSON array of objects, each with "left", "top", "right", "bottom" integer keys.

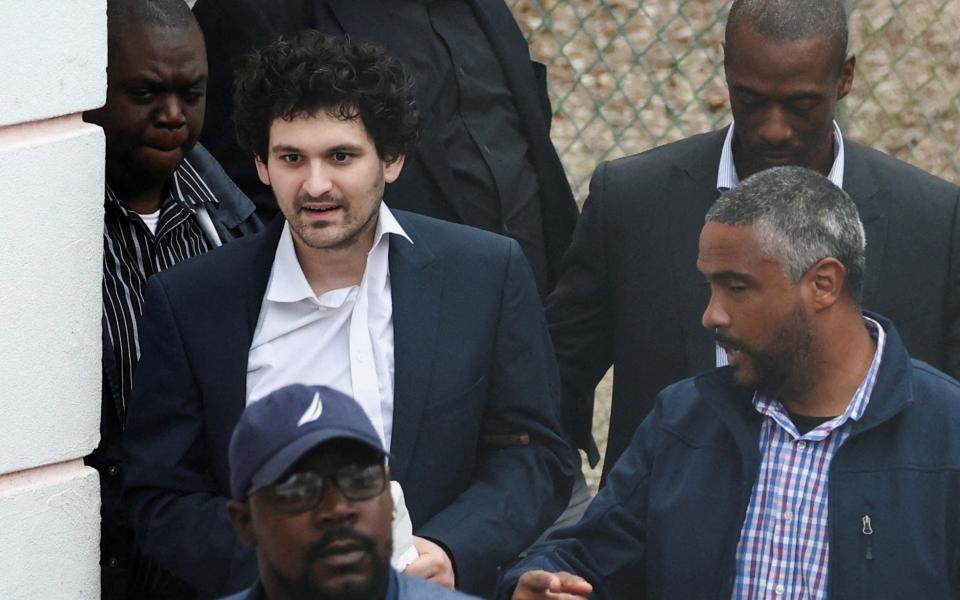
[{"left": 0, "top": 1, "right": 107, "bottom": 598}]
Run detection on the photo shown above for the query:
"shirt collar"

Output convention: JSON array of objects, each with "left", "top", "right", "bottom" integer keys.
[
  {"left": 104, "top": 155, "right": 220, "bottom": 216},
  {"left": 266, "top": 203, "right": 412, "bottom": 304},
  {"left": 717, "top": 121, "right": 846, "bottom": 192},
  {"left": 752, "top": 316, "right": 886, "bottom": 435}
]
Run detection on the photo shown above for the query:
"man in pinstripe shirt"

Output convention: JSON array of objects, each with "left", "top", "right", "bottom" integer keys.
[
  {"left": 502, "top": 168, "right": 960, "bottom": 598},
  {"left": 82, "top": 0, "right": 262, "bottom": 598}
]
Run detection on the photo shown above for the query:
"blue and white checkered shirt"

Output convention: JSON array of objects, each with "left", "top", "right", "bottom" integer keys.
[{"left": 732, "top": 317, "right": 885, "bottom": 600}]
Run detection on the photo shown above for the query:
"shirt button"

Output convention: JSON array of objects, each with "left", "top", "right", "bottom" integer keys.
[
  {"left": 458, "top": 66, "right": 465, "bottom": 76},
  {"left": 107, "top": 558, "right": 119, "bottom": 568},
  {"left": 797, "top": 440, "right": 807, "bottom": 450},
  {"left": 107, "top": 465, "right": 119, "bottom": 477},
  {"left": 783, "top": 511, "right": 793, "bottom": 521},
  {"left": 775, "top": 584, "right": 785, "bottom": 595}
]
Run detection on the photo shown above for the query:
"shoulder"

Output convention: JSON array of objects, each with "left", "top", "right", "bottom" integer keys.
[
  {"left": 396, "top": 573, "right": 480, "bottom": 599},
  {"left": 652, "top": 369, "right": 755, "bottom": 437},
  {"left": 908, "top": 360, "right": 960, "bottom": 415},
  {"left": 599, "top": 128, "right": 726, "bottom": 181},
  {"left": 151, "top": 222, "right": 275, "bottom": 299},
  {"left": 846, "top": 140, "right": 959, "bottom": 199},
  {"left": 392, "top": 209, "right": 517, "bottom": 260}
]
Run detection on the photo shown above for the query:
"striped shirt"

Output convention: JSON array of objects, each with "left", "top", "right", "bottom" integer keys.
[
  {"left": 732, "top": 317, "right": 885, "bottom": 600},
  {"left": 102, "top": 157, "right": 218, "bottom": 419}
]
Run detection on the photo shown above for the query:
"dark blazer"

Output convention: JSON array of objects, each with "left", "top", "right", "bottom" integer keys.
[
  {"left": 501, "top": 316, "right": 960, "bottom": 599},
  {"left": 547, "top": 128, "right": 960, "bottom": 478},
  {"left": 88, "top": 143, "right": 262, "bottom": 600},
  {"left": 193, "top": 0, "right": 578, "bottom": 293},
  {"left": 122, "top": 211, "right": 576, "bottom": 598}
]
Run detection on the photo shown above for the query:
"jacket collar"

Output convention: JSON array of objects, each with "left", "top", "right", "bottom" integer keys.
[{"left": 703, "top": 312, "right": 915, "bottom": 442}]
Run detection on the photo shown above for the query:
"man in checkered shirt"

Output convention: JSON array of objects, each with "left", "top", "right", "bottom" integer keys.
[{"left": 499, "top": 166, "right": 960, "bottom": 599}]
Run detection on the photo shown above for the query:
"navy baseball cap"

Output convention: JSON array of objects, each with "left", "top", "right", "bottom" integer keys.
[{"left": 229, "top": 384, "right": 387, "bottom": 500}]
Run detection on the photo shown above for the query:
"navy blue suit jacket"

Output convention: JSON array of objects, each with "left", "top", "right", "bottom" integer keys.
[{"left": 122, "top": 210, "right": 576, "bottom": 598}]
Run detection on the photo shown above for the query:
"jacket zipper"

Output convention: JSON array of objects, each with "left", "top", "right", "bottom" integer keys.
[{"left": 861, "top": 512, "right": 874, "bottom": 560}]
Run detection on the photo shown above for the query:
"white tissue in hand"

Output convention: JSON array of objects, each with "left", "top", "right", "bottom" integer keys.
[{"left": 389, "top": 480, "right": 419, "bottom": 570}]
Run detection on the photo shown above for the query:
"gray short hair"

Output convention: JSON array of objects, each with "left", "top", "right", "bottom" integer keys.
[
  {"left": 727, "top": 0, "right": 849, "bottom": 69},
  {"left": 706, "top": 166, "right": 866, "bottom": 301}
]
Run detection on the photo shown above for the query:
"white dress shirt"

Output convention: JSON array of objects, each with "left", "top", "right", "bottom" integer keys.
[
  {"left": 713, "top": 121, "right": 845, "bottom": 367},
  {"left": 246, "top": 204, "right": 412, "bottom": 451}
]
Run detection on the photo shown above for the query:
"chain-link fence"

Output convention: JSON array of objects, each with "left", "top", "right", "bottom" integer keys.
[
  {"left": 508, "top": 0, "right": 960, "bottom": 202},
  {"left": 506, "top": 0, "right": 960, "bottom": 488}
]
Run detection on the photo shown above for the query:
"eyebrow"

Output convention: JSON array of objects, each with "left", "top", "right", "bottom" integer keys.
[
  {"left": 269, "top": 144, "right": 304, "bottom": 154},
  {"left": 731, "top": 83, "right": 824, "bottom": 103},
  {"left": 702, "top": 270, "right": 756, "bottom": 284}
]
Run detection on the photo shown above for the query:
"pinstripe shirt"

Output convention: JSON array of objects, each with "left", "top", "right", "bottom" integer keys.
[
  {"left": 732, "top": 317, "right": 885, "bottom": 600},
  {"left": 102, "top": 157, "right": 217, "bottom": 420}
]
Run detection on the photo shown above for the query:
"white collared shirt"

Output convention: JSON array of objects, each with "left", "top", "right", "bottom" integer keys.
[
  {"left": 246, "top": 203, "right": 412, "bottom": 451},
  {"left": 713, "top": 121, "right": 845, "bottom": 368}
]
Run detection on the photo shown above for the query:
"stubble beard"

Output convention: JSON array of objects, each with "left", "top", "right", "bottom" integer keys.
[
  {"left": 265, "top": 529, "right": 392, "bottom": 600},
  {"left": 288, "top": 170, "right": 385, "bottom": 253},
  {"left": 722, "top": 304, "right": 818, "bottom": 401}
]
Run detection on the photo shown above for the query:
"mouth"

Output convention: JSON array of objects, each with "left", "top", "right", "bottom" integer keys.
[
  {"left": 760, "top": 152, "right": 795, "bottom": 166},
  {"left": 300, "top": 203, "right": 343, "bottom": 219},
  {"left": 143, "top": 132, "right": 189, "bottom": 153},
  {"left": 313, "top": 540, "right": 368, "bottom": 567}
]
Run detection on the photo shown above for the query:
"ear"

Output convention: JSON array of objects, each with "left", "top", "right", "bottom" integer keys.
[
  {"left": 805, "top": 257, "right": 846, "bottom": 311},
  {"left": 837, "top": 54, "right": 856, "bottom": 100},
  {"left": 382, "top": 154, "right": 406, "bottom": 184},
  {"left": 255, "top": 155, "right": 271, "bottom": 186},
  {"left": 227, "top": 499, "right": 256, "bottom": 547}
]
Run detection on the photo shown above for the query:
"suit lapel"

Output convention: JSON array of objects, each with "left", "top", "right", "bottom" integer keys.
[
  {"left": 842, "top": 140, "right": 886, "bottom": 304},
  {"left": 215, "top": 216, "right": 284, "bottom": 419},
  {"left": 387, "top": 217, "right": 442, "bottom": 483},
  {"left": 670, "top": 131, "right": 728, "bottom": 376}
]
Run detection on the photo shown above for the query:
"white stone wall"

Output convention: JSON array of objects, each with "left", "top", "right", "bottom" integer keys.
[{"left": 0, "top": 1, "right": 107, "bottom": 598}]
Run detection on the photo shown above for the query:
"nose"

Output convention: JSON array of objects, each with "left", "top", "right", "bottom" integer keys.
[
  {"left": 303, "top": 162, "right": 334, "bottom": 198},
  {"left": 701, "top": 291, "right": 731, "bottom": 331},
  {"left": 757, "top": 105, "right": 793, "bottom": 148},
  {"left": 156, "top": 95, "right": 186, "bottom": 130},
  {"left": 311, "top": 482, "right": 358, "bottom": 528}
]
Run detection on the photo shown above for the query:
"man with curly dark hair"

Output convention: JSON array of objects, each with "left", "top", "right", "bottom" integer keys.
[
  {"left": 123, "top": 31, "right": 576, "bottom": 599},
  {"left": 192, "top": 0, "right": 578, "bottom": 303}
]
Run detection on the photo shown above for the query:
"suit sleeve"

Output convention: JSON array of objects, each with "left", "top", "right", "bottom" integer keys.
[
  {"left": 946, "top": 188, "right": 960, "bottom": 380},
  {"left": 416, "top": 239, "right": 577, "bottom": 594},
  {"left": 545, "top": 162, "right": 615, "bottom": 464},
  {"left": 122, "top": 277, "right": 255, "bottom": 596},
  {"left": 496, "top": 404, "right": 659, "bottom": 599}
]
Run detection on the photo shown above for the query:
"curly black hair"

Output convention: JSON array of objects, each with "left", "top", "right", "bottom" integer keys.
[{"left": 232, "top": 31, "right": 420, "bottom": 162}]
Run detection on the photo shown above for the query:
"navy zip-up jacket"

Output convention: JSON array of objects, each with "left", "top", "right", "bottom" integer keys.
[{"left": 502, "top": 315, "right": 960, "bottom": 598}]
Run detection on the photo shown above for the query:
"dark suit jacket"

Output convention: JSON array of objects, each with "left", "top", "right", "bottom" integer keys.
[
  {"left": 193, "top": 0, "right": 578, "bottom": 293},
  {"left": 122, "top": 210, "right": 576, "bottom": 598},
  {"left": 89, "top": 143, "right": 262, "bottom": 600},
  {"left": 547, "top": 128, "right": 960, "bottom": 478}
]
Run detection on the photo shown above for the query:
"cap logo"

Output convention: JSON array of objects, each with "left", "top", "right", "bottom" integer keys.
[{"left": 297, "top": 392, "right": 324, "bottom": 426}]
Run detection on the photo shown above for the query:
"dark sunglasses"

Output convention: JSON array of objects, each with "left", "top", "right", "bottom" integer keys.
[{"left": 254, "top": 462, "right": 387, "bottom": 513}]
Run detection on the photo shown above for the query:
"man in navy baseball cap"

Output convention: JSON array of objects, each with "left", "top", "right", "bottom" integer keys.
[{"left": 222, "top": 384, "right": 477, "bottom": 600}]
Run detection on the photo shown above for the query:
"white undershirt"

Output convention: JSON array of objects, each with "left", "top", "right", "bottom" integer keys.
[
  {"left": 246, "top": 204, "right": 412, "bottom": 451},
  {"left": 138, "top": 209, "right": 161, "bottom": 235}
]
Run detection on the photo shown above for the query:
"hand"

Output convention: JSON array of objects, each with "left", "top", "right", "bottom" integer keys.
[
  {"left": 513, "top": 570, "right": 592, "bottom": 599},
  {"left": 403, "top": 536, "right": 456, "bottom": 589}
]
